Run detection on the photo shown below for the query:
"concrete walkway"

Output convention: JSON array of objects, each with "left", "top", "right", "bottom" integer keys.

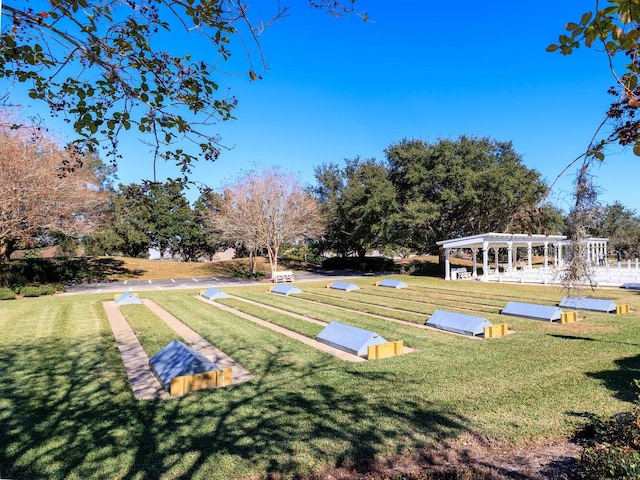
[{"left": 103, "top": 301, "right": 168, "bottom": 400}]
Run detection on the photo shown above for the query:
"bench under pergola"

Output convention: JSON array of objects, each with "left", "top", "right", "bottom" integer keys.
[{"left": 436, "top": 233, "right": 608, "bottom": 281}]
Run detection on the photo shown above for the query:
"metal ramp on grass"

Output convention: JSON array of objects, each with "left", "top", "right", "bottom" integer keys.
[
  {"left": 425, "top": 310, "right": 493, "bottom": 336},
  {"left": 270, "top": 284, "right": 302, "bottom": 295},
  {"left": 200, "top": 288, "right": 230, "bottom": 300},
  {"left": 501, "top": 301, "right": 562, "bottom": 322},
  {"left": 114, "top": 291, "right": 143, "bottom": 306},
  {"left": 376, "top": 279, "right": 408, "bottom": 289},
  {"left": 328, "top": 281, "right": 360, "bottom": 291},
  {"left": 559, "top": 296, "right": 617, "bottom": 313},
  {"left": 149, "top": 340, "right": 231, "bottom": 396},
  {"left": 316, "top": 321, "right": 387, "bottom": 357}
]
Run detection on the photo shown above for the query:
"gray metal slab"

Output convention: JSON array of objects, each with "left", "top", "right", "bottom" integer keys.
[
  {"left": 115, "top": 291, "right": 143, "bottom": 306},
  {"left": 316, "top": 321, "right": 387, "bottom": 357},
  {"left": 559, "top": 296, "right": 617, "bottom": 313},
  {"left": 378, "top": 279, "right": 408, "bottom": 289},
  {"left": 425, "top": 310, "right": 493, "bottom": 336},
  {"left": 271, "top": 284, "right": 302, "bottom": 295},
  {"left": 330, "top": 281, "right": 360, "bottom": 291},
  {"left": 623, "top": 283, "right": 640, "bottom": 290},
  {"left": 501, "top": 301, "right": 563, "bottom": 322},
  {"left": 149, "top": 339, "right": 220, "bottom": 391},
  {"left": 201, "top": 287, "right": 230, "bottom": 300}
]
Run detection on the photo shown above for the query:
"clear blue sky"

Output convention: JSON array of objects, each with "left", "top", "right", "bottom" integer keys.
[{"left": 8, "top": 1, "right": 640, "bottom": 212}]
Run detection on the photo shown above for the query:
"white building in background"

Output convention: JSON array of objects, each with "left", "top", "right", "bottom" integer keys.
[{"left": 436, "top": 232, "right": 611, "bottom": 283}]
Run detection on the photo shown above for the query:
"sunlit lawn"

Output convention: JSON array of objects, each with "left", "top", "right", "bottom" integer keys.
[{"left": 2, "top": 276, "right": 640, "bottom": 479}]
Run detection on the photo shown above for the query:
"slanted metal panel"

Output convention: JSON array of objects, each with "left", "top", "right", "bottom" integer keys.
[
  {"left": 201, "top": 288, "right": 230, "bottom": 300},
  {"left": 115, "top": 292, "right": 143, "bottom": 305},
  {"left": 150, "top": 339, "right": 220, "bottom": 391},
  {"left": 271, "top": 284, "right": 302, "bottom": 295},
  {"left": 501, "top": 301, "right": 562, "bottom": 322},
  {"left": 330, "top": 281, "right": 360, "bottom": 291},
  {"left": 425, "top": 310, "right": 493, "bottom": 336},
  {"left": 378, "top": 279, "right": 408, "bottom": 289},
  {"left": 316, "top": 321, "right": 387, "bottom": 357},
  {"left": 623, "top": 283, "right": 640, "bottom": 290},
  {"left": 559, "top": 296, "right": 617, "bottom": 313}
]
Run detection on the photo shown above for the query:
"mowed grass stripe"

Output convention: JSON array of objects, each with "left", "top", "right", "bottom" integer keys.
[
  {"left": 229, "top": 289, "right": 426, "bottom": 324},
  {"left": 221, "top": 287, "right": 463, "bottom": 347},
  {"left": 144, "top": 292, "right": 338, "bottom": 374},
  {"left": 119, "top": 303, "right": 183, "bottom": 357}
]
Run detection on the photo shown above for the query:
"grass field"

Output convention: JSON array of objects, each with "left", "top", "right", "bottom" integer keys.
[{"left": 1, "top": 275, "right": 640, "bottom": 479}]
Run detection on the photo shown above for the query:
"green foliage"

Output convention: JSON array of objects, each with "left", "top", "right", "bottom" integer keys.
[
  {"left": 549, "top": 2, "right": 640, "bottom": 161},
  {"left": 385, "top": 136, "right": 548, "bottom": 253},
  {"left": 313, "top": 157, "right": 399, "bottom": 257},
  {"left": 232, "top": 270, "right": 265, "bottom": 279},
  {"left": 321, "top": 255, "right": 397, "bottom": 272},
  {"left": 0, "top": 288, "right": 16, "bottom": 300},
  {"left": 13, "top": 284, "right": 61, "bottom": 297},
  {"left": 0, "top": 1, "right": 365, "bottom": 175},
  {"left": 578, "top": 406, "right": 640, "bottom": 479},
  {"left": 592, "top": 202, "right": 640, "bottom": 258},
  {"left": 91, "top": 181, "right": 222, "bottom": 260},
  {"left": 281, "top": 243, "right": 324, "bottom": 263}
]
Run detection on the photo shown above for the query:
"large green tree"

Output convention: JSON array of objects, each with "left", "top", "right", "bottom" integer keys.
[
  {"left": 91, "top": 180, "right": 221, "bottom": 260},
  {"left": 313, "top": 157, "right": 398, "bottom": 258},
  {"left": 593, "top": 201, "right": 640, "bottom": 259},
  {"left": 1, "top": 1, "right": 364, "bottom": 177},
  {"left": 385, "top": 136, "right": 548, "bottom": 253}
]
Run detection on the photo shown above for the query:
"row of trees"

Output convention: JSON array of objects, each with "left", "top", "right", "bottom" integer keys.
[
  {"left": 2, "top": 116, "right": 639, "bottom": 270},
  {"left": 313, "top": 136, "right": 566, "bottom": 258}
]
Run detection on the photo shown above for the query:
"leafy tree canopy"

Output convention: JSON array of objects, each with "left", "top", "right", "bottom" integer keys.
[
  {"left": 313, "top": 157, "right": 398, "bottom": 258},
  {"left": 385, "top": 136, "right": 549, "bottom": 253},
  {"left": 548, "top": 1, "right": 640, "bottom": 161},
  {"left": 0, "top": 0, "right": 365, "bottom": 178}
]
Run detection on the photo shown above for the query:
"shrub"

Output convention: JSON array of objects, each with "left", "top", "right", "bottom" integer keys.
[
  {"left": 18, "top": 285, "right": 44, "bottom": 297},
  {"left": 233, "top": 271, "right": 265, "bottom": 279},
  {"left": 0, "top": 288, "right": 16, "bottom": 300},
  {"left": 13, "top": 284, "right": 61, "bottom": 297},
  {"left": 577, "top": 408, "right": 640, "bottom": 479},
  {"left": 322, "top": 256, "right": 397, "bottom": 272}
]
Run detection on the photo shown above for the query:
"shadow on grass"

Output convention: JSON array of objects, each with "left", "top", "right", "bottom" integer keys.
[
  {"left": 0, "top": 257, "right": 145, "bottom": 286},
  {"left": 585, "top": 353, "right": 640, "bottom": 403},
  {"left": 0, "top": 335, "right": 469, "bottom": 479}
]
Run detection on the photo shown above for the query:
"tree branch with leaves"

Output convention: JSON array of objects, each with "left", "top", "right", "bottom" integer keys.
[{"left": 1, "top": 0, "right": 365, "bottom": 179}]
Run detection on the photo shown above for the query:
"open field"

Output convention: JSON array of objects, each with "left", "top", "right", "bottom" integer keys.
[{"left": 2, "top": 275, "right": 640, "bottom": 479}]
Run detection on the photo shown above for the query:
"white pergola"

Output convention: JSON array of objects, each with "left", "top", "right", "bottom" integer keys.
[{"left": 436, "top": 233, "right": 609, "bottom": 281}]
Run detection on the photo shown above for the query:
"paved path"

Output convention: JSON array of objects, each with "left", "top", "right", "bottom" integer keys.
[
  {"left": 103, "top": 301, "right": 168, "bottom": 400},
  {"left": 195, "top": 295, "right": 367, "bottom": 362}
]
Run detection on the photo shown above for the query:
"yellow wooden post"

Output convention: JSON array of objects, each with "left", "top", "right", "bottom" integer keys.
[{"left": 617, "top": 304, "right": 630, "bottom": 314}]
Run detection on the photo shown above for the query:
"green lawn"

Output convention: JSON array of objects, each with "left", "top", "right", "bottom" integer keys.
[{"left": 1, "top": 276, "right": 640, "bottom": 479}]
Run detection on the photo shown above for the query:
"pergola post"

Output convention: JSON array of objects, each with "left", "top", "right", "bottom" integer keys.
[
  {"left": 471, "top": 248, "right": 478, "bottom": 277},
  {"left": 527, "top": 242, "right": 532, "bottom": 270},
  {"left": 482, "top": 241, "right": 489, "bottom": 282},
  {"left": 507, "top": 242, "right": 513, "bottom": 272},
  {"left": 444, "top": 248, "right": 451, "bottom": 280},
  {"left": 543, "top": 242, "right": 549, "bottom": 269}
]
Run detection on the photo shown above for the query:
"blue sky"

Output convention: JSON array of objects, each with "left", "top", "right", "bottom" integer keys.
[{"left": 6, "top": 1, "right": 639, "bottom": 212}]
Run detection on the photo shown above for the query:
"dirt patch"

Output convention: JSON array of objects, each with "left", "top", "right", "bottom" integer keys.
[{"left": 306, "top": 433, "right": 581, "bottom": 479}]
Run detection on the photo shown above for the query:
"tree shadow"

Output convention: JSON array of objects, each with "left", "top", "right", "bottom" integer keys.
[
  {"left": 0, "top": 333, "right": 471, "bottom": 479},
  {"left": 585, "top": 353, "right": 640, "bottom": 403}
]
